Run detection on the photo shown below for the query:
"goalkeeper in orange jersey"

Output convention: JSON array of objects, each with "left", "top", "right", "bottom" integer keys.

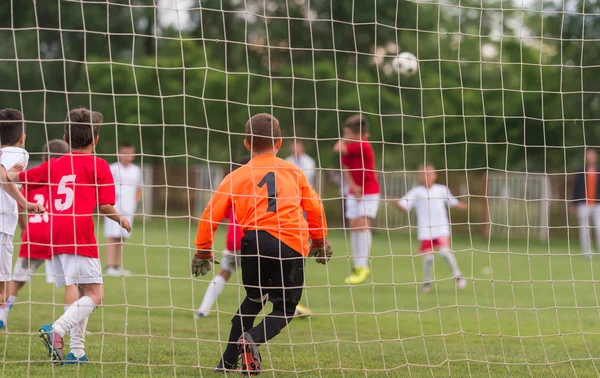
[{"left": 193, "top": 113, "right": 332, "bottom": 375}]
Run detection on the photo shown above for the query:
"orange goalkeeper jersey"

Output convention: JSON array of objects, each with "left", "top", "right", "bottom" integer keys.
[{"left": 195, "top": 154, "right": 327, "bottom": 256}]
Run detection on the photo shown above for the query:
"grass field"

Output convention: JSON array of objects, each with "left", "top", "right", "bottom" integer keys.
[{"left": 2, "top": 218, "right": 600, "bottom": 377}]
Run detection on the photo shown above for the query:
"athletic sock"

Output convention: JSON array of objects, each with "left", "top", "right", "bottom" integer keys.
[
  {"left": 423, "top": 254, "right": 434, "bottom": 283},
  {"left": 70, "top": 316, "right": 89, "bottom": 358},
  {"left": 350, "top": 232, "right": 360, "bottom": 270},
  {"left": 52, "top": 296, "right": 96, "bottom": 338},
  {"left": 198, "top": 275, "right": 226, "bottom": 314},
  {"left": 439, "top": 248, "right": 462, "bottom": 277},
  {"left": 354, "top": 231, "right": 370, "bottom": 269},
  {"left": 222, "top": 296, "right": 265, "bottom": 365}
]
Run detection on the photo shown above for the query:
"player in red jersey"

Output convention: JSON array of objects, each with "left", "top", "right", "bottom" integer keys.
[
  {"left": 8, "top": 108, "right": 131, "bottom": 365},
  {"left": 334, "top": 114, "right": 381, "bottom": 285},
  {"left": 0, "top": 140, "right": 80, "bottom": 329}
]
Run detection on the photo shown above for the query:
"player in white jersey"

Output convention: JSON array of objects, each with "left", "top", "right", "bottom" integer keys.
[
  {"left": 394, "top": 163, "right": 467, "bottom": 293},
  {"left": 0, "top": 109, "right": 45, "bottom": 327},
  {"left": 104, "top": 143, "right": 142, "bottom": 276}
]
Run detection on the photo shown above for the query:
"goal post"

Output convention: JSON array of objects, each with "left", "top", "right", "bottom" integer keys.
[{"left": 1, "top": 0, "right": 599, "bottom": 376}]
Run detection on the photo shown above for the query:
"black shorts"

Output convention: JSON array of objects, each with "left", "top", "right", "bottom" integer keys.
[{"left": 241, "top": 231, "right": 304, "bottom": 307}]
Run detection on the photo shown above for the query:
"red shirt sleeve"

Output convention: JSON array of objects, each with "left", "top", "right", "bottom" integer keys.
[
  {"left": 96, "top": 158, "right": 116, "bottom": 205},
  {"left": 19, "top": 161, "right": 49, "bottom": 190}
]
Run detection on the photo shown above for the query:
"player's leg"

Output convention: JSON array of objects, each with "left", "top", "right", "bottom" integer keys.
[
  {"left": 196, "top": 249, "right": 235, "bottom": 318},
  {"left": 114, "top": 215, "right": 133, "bottom": 276},
  {"left": 592, "top": 205, "right": 600, "bottom": 254},
  {"left": 218, "top": 233, "right": 265, "bottom": 372},
  {"left": 104, "top": 236, "right": 121, "bottom": 275},
  {"left": 0, "top": 233, "right": 14, "bottom": 328},
  {"left": 577, "top": 204, "right": 593, "bottom": 258},
  {"left": 39, "top": 255, "right": 67, "bottom": 363},
  {"left": 420, "top": 241, "right": 434, "bottom": 293},
  {"left": 345, "top": 194, "right": 379, "bottom": 285},
  {"left": 436, "top": 237, "right": 466, "bottom": 289}
]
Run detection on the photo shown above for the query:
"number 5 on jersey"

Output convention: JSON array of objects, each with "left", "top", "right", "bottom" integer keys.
[{"left": 55, "top": 175, "right": 76, "bottom": 211}]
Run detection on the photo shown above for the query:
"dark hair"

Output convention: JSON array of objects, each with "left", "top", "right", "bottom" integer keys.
[
  {"left": 0, "top": 108, "right": 25, "bottom": 146},
  {"left": 64, "top": 107, "right": 103, "bottom": 149},
  {"left": 344, "top": 114, "right": 368, "bottom": 135},
  {"left": 119, "top": 142, "right": 134, "bottom": 150},
  {"left": 43, "top": 139, "right": 69, "bottom": 161},
  {"left": 244, "top": 113, "right": 281, "bottom": 152}
]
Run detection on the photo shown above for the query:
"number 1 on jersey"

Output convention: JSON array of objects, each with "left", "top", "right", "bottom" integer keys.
[{"left": 258, "top": 172, "right": 277, "bottom": 212}]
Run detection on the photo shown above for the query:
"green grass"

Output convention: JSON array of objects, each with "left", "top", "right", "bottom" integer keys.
[{"left": 2, "top": 219, "right": 600, "bottom": 377}]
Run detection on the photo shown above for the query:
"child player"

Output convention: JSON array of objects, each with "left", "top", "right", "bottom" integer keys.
[
  {"left": 195, "top": 155, "right": 313, "bottom": 319},
  {"left": 333, "top": 114, "right": 380, "bottom": 285},
  {"left": 393, "top": 163, "right": 467, "bottom": 293},
  {"left": 0, "top": 108, "right": 46, "bottom": 328},
  {"left": 192, "top": 113, "right": 332, "bottom": 375},
  {"left": 0, "top": 140, "right": 80, "bottom": 329},
  {"left": 104, "top": 143, "right": 143, "bottom": 276},
  {"left": 8, "top": 107, "right": 131, "bottom": 364}
]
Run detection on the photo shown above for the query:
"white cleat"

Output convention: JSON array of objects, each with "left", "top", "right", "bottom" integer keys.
[
  {"left": 456, "top": 277, "right": 467, "bottom": 290},
  {"left": 195, "top": 311, "right": 209, "bottom": 319}
]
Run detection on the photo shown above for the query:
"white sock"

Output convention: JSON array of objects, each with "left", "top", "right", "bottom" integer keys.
[
  {"left": 198, "top": 275, "right": 226, "bottom": 314},
  {"left": 439, "top": 249, "right": 462, "bottom": 278},
  {"left": 70, "top": 316, "right": 89, "bottom": 358},
  {"left": 52, "top": 296, "right": 96, "bottom": 337},
  {"left": 354, "top": 231, "right": 370, "bottom": 269},
  {"left": 7, "top": 295, "right": 17, "bottom": 308},
  {"left": 350, "top": 232, "right": 360, "bottom": 269},
  {"left": 423, "top": 254, "right": 434, "bottom": 283}
]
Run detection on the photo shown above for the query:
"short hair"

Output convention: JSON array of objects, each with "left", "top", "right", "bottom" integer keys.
[
  {"left": 64, "top": 107, "right": 103, "bottom": 149},
  {"left": 418, "top": 162, "right": 436, "bottom": 171},
  {"left": 245, "top": 113, "right": 281, "bottom": 152},
  {"left": 43, "top": 139, "right": 69, "bottom": 160},
  {"left": 344, "top": 114, "right": 368, "bottom": 135},
  {"left": 0, "top": 108, "right": 25, "bottom": 146},
  {"left": 119, "top": 142, "right": 134, "bottom": 151}
]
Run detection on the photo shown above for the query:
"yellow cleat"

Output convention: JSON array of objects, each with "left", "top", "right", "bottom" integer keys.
[
  {"left": 344, "top": 267, "right": 370, "bottom": 285},
  {"left": 294, "top": 304, "right": 312, "bottom": 318}
]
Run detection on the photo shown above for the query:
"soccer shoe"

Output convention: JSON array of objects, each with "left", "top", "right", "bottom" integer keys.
[
  {"left": 119, "top": 267, "right": 132, "bottom": 276},
  {"left": 456, "top": 277, "right": 467, "bottom": 290},
  {"left": 214, "top": 360, "right": 240, "bottom": 373},
  {"left": 238, "top": 333, "right": 261, "bottom": 376},
  {"left": 104, "top": 267, "right": 121, "bottom": 277},
  {"left": 0, "top": 320, "right": 4, "bottom": 329},
  {"left": 195, "top": 311, "right": 209, "bottom": 318},
  {"left": 422, "top": 283, "right": 431, "bottom": 294},
  {"left": 294, "top": 305, "right": 312, "bottom": 318},
  {"left": 61, "top": 353, "right": 89, "bottom": 365},
  {"left": 38, "top": 324, "right": 64, "bottom": 363},
  {"left": 344, "top": 267, "right": 370, "bottom": 285}
]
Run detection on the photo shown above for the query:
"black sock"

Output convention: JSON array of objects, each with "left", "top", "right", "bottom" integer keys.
[
  {"left": 247, "top": 302, "right": 296, "bottom": 344},
  {"left": 221, "top": 297, "right": 265, "bottom": 365}
]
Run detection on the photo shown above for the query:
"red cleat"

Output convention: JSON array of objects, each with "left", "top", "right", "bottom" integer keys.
[{"left": 238, "top": 333, "right": 261, "bottom": 376}]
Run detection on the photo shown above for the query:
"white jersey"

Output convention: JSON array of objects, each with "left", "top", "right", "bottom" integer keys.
[
  {"left": 398, "top": 184, "right": 459, "bottom": 240},
  {"left": 0, "top": 147, "right": 29, "bottom": 236},
  {"left": 285, "top": 153, "right": 316, "bottom": 188},
  {"left": 110, "top": 162, "right": 142, "bottom": 216}
]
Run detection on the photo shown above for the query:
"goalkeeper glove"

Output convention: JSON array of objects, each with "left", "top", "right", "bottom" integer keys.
[
  {"left": 192, "top": 249, "right": 220, "bottom": 277},
  {"left": 308, "top": 239, "right": 333, "bottom": 265}
]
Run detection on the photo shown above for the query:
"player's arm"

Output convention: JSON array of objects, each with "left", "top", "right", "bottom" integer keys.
[
  {"left": 99, "top": 204, "right": 132, "bottom": 232},
  {"left": 300, "top": 174, "right": 332, "bottom": 264},
  {"left": 2, "top": 165, "right": 45, "bottom": 213},
  {"left": 192, "top": 177, "right": 232, "bottom": 276},
  {"left": 394, "top": 189, "right": 415, "bottom": 213},
  {"left": 136, "top": 167, "right": 143, "bottom": 203},
  {"left": 447, "top": 187, "right": 468, "bottom": 210}
]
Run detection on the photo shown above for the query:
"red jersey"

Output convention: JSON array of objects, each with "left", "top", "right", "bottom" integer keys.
[
  {"left": 19, "top": 186, "right": 51, "bottom": 260},
  {"left": 225, "top": 207, "right": 243, "bottom": 252},
  {"left": 19, "top": 152, "right": 116, "bottom": 258},
  {"left": 341, "top": 140, "right": 380, "bottom": 195}
]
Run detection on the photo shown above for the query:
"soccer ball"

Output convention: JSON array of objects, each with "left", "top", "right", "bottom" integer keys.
[{"left": 392, "top": 52, "right": 418, "bottom": 77}]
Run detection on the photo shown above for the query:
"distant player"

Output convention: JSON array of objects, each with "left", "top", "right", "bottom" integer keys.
[
  {"left": 333, "top": 114, "right": 380, "bottom": 285},
  {"left": 0, "top": 140, "right": 79, "bottom": 329},
  {"left": 0, "top": 108, "right": 46, "bottom": 328},
  {"left": 393, "top": 163, "right": 467, "bottom": 293},
  {"left": 104, "top": 143, "right": 142, "bottom": 276},
  {"left": 9, "top": 107, "right": 131, "bottom": 364},
  {"left": 193, "top": 113, "right": 332, "bottom": 374}
]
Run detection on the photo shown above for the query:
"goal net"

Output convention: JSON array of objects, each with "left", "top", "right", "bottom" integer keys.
[{"left": 1, "top": 0, "right": 599, "bottom": 376}]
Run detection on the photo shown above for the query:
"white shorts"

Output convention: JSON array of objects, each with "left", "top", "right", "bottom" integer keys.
[
  {"left": 221, "top": 249, "right": 241, "bottom": 273},
  {"left": 104, "top": 215, "right": 133, "bottom": 239},
  {"left": 346, "top": 194, "right": 381, "bottom": 220},
  {"left": 0, "top": 233, "right": 14, "bottom": 282},
  {"left": 12, "top": 258, "right": 55, "bottom": 284},
  {"left": 52, "top": 254, "right": 103, "bottom": 288}
]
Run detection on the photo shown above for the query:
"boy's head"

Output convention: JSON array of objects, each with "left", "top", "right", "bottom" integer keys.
[
  {"left": 418, "top": 163, "right": 437, "bottom": 188},
  {"left": 244, "top": 113, "right": 282, "bottom": 154},
  {"left": 290, "top": 141, "right": 305, "bottom": 157},
  {"left": 118, "top": 143, "right": 136, "bottom": 166},
  {"left": 0, "top": 108, "right": 26, "bottom": 148},
  {"left": 42, "top": 139, "right": 69, "bottom": 162},
  {"left": 343, "top": 114, "right": 368, "bottom": 141},
  {"left": 64, "top": 107, "right": 103, "bottom": 150}
]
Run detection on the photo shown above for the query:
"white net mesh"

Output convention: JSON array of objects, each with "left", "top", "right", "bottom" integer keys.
[{"left": 1, "top": 0, "right": 600, "bottom": 376}]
